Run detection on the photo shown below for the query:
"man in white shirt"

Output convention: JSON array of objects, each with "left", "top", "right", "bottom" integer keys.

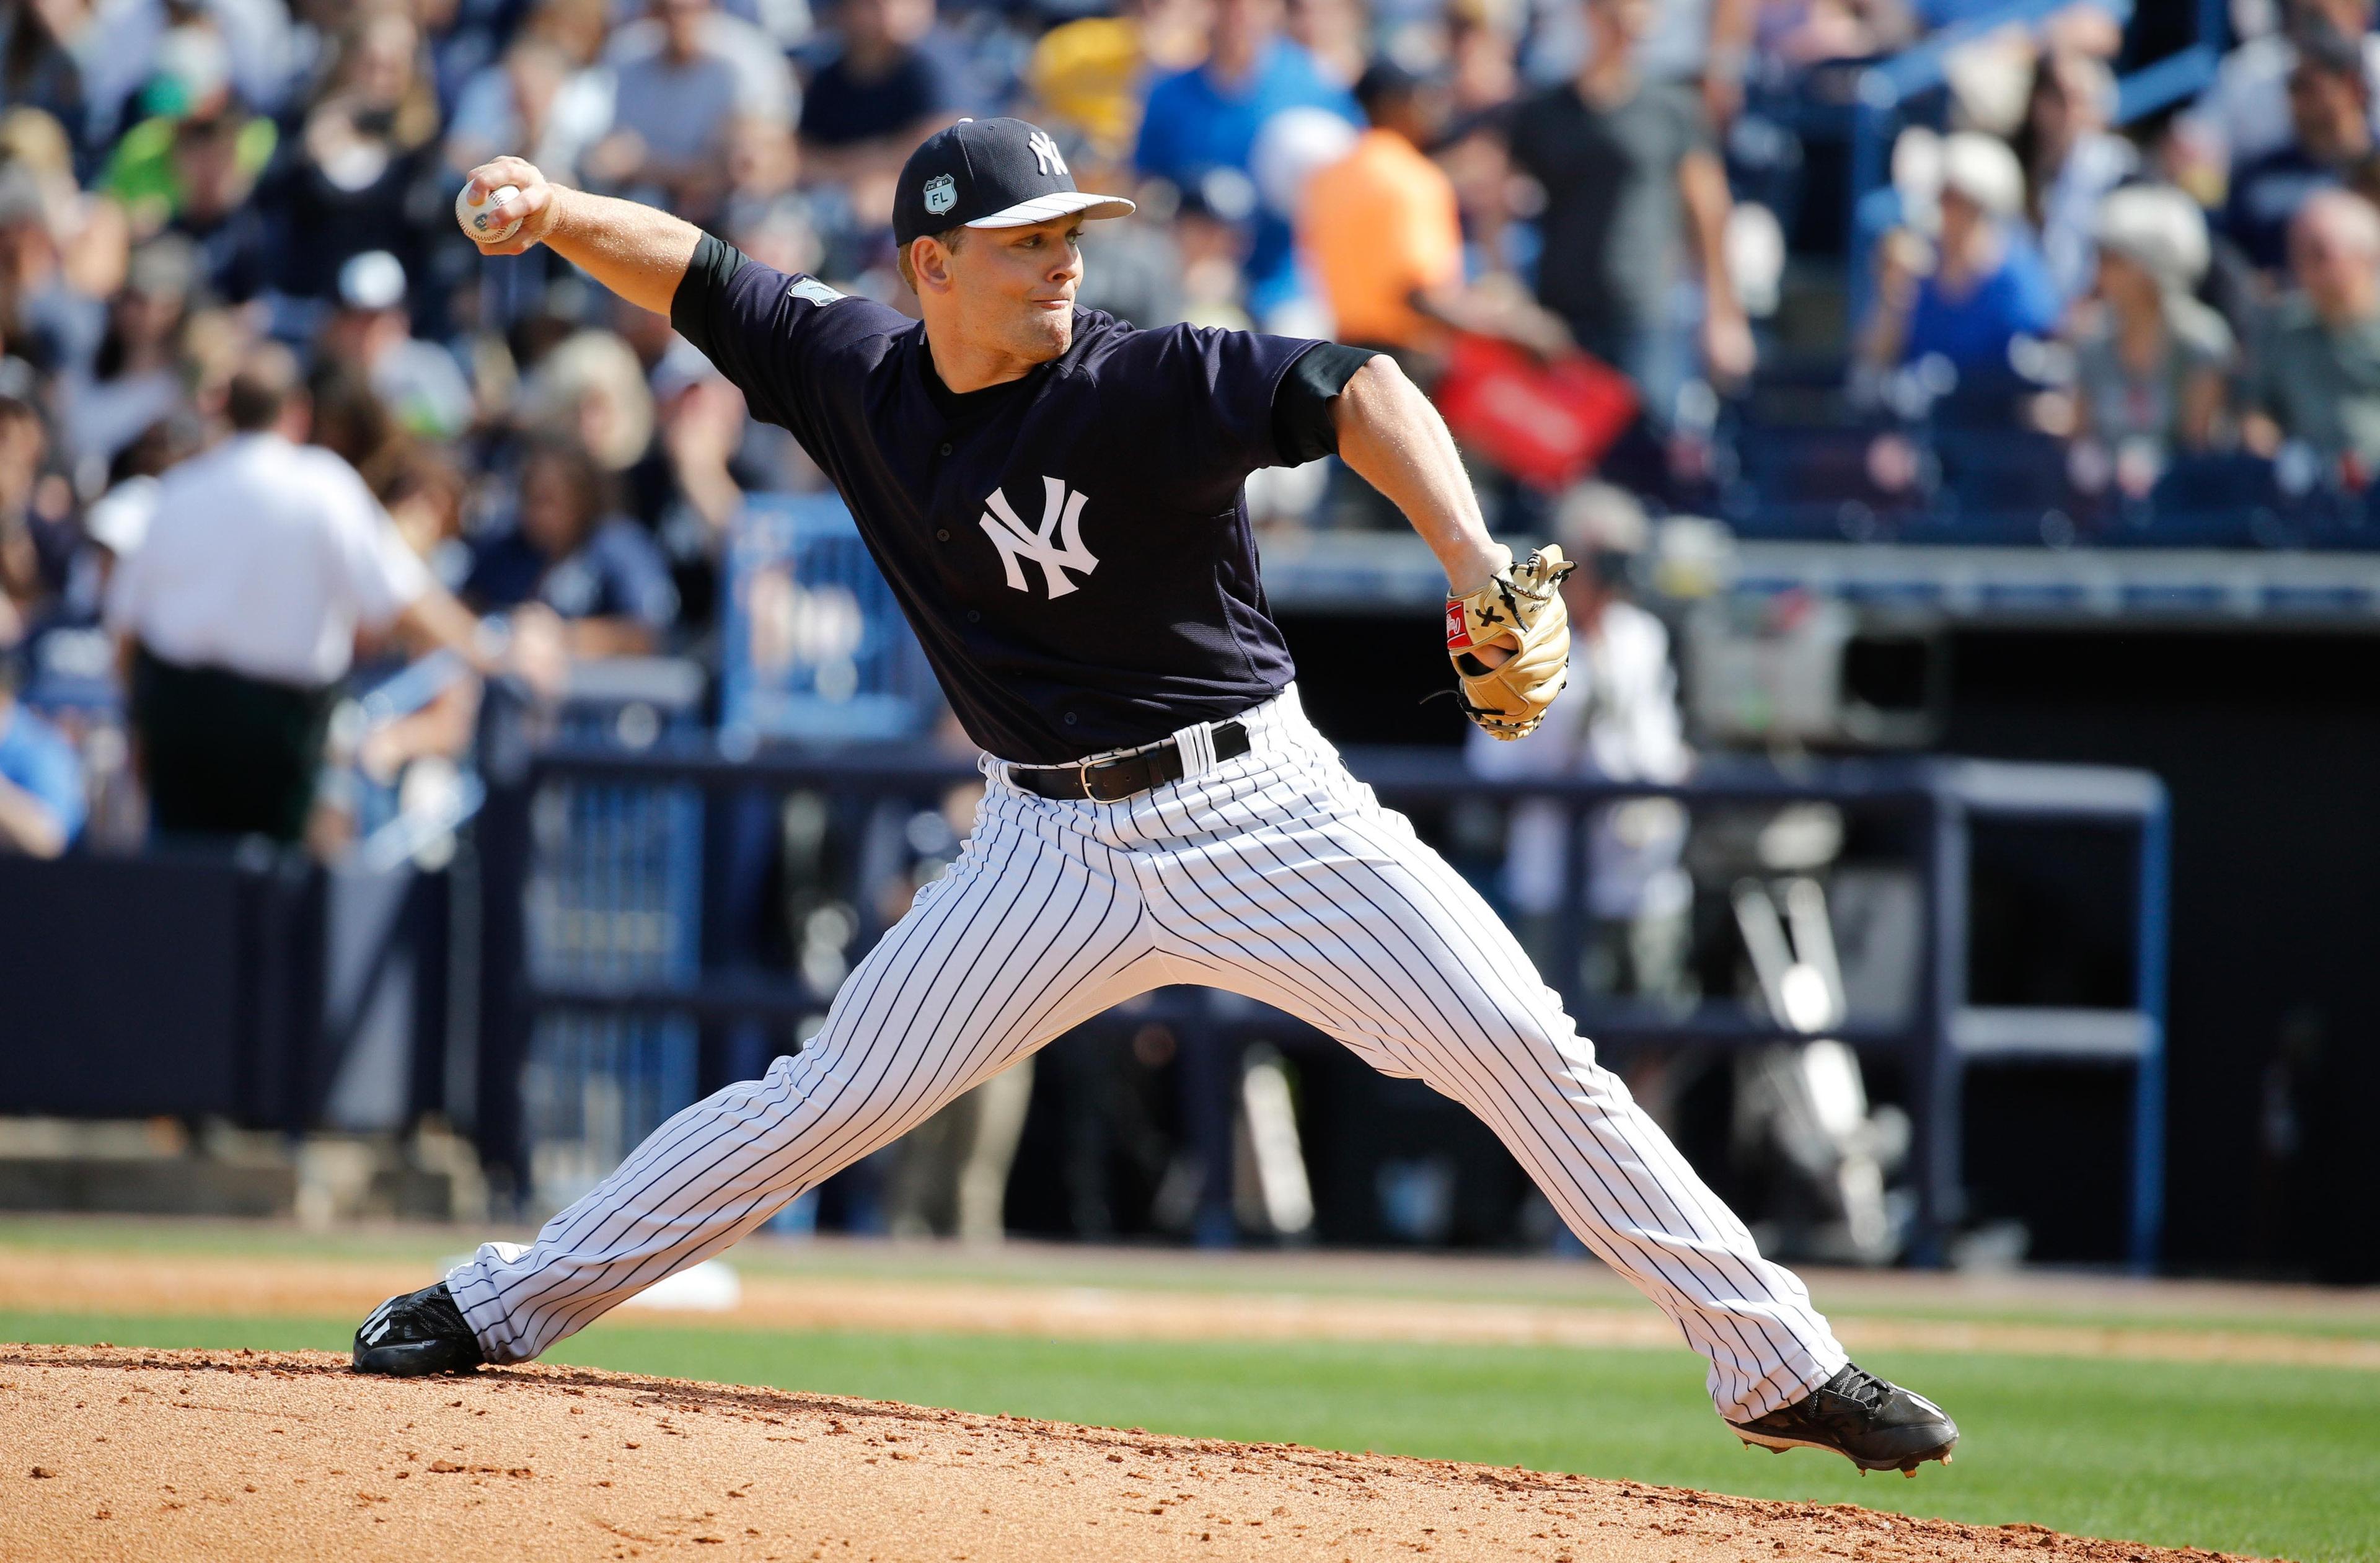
[
  {"left": 1466, "top": 482, "right": 1693, "bottom": 1005},
  {"left": 105, "top": 344, "right": 553, "bottom": 843}
]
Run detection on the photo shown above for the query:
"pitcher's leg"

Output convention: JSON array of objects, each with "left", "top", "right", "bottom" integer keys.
[
  {"left": 449, "top": 796, "right": 1155, "bottom": 1362},
  {"left": 1152, "top": 767, "right": 1845, "bottom": 1422}
]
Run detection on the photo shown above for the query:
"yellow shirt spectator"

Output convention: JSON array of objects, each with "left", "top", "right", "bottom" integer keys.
[{"left": 1298, "top": 126, "right": 1465, "bottom": 351}]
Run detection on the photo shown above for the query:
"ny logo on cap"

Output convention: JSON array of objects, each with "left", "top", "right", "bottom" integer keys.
[
  {"left": 980, "top": 476, "right": 1098, "bottom": 598},
  {"left": 923, "top": 174, "right": 957, "bottom": 215},
  {"left": 1028, "top": 129, "right": 1067, "bottom": 179}
]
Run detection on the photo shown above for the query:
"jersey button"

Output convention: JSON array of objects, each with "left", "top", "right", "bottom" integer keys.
[
  {"left": 1064, "top": 713, "right": 1078, "bottom": 726},
  {"left": 939, "top": 442, "right": 953, "bottom": 456},
  {"left": 935, "top": 528, "right": 951, "bottom": 542},
  {"left": 965, "top": 609, "right": 981, "bottom": 623}
]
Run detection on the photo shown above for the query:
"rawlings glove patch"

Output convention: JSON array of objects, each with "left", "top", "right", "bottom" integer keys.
[{"left": 1446, "top": 545, "right": 1576, "bottom": 741}]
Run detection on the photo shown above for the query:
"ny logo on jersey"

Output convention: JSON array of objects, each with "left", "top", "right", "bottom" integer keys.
[
  {"left": 979, "top": 476, "right": 1098, "bottom": 598},
  {"left": 1028, "top": 129, "right": 1067, "bottom": 178}
]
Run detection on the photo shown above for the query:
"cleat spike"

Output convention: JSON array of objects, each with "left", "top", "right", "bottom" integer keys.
[{"left": 1903, "top": 1467, "right": 1918, "bottom": 1479}]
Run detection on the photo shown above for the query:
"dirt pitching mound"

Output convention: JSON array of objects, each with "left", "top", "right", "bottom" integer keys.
[{"left": 1, "top": 1345, "right": 2257, "bottom": 1563}]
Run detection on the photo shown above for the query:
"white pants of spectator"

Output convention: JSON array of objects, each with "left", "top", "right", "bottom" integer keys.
[{"left": 448, "top": 685, "right": 1847, "bottom": 1421}]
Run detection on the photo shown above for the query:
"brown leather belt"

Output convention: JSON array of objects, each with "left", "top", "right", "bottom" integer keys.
[{"left": 1008, "top": 721, "right": 1251, "bottom": 803}]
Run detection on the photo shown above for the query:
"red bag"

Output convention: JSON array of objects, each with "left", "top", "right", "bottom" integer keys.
[{"left": 1430, "top": 334, "right": 1639, "bottom": 491}]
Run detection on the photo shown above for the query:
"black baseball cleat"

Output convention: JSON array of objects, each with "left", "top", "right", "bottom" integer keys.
[
  {"left": 352, "top": 1282, "right": 485, "bottom": 1376},
  {"left": 1727, "top": 1363, "right": 1959, "bottom": 1476}
]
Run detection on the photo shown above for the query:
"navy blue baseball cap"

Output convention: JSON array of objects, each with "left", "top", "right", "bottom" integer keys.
[{"left": 893, "top": 117, "right": 1135, "bottom": 248}]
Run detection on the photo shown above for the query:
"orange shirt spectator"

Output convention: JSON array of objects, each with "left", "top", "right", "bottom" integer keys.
[{"left": 1300, "top": 122, "right": 1464, "bottom": 350}]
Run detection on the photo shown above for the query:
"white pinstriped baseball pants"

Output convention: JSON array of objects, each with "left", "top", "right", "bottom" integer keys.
[{"left": 448, "top": 685, "right": 1848, "bottom": 1421}]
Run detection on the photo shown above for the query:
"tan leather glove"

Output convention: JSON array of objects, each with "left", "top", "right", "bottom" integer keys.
[{"left": 1445, "top": 545, "right": 1576, "bottom": 741}]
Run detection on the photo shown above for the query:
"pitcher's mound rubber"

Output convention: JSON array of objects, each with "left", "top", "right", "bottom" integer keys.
[{"left": 1, "top": 1345, "right": 2257, "bottom": 1562}]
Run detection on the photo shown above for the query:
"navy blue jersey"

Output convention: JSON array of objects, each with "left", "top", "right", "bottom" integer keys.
[{"left": 672, "top": 240, "right": 1324, "bottom": 763}]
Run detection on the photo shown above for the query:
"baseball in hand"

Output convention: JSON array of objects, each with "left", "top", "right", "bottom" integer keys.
[{"left": 456, "top": 181, "right": 524, "bottom": 244}]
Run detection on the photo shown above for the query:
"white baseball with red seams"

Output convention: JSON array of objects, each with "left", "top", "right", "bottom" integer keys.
[
  {"left": 444, "top": 684, "right": 1851, "bottom": 1424},
  {"left": 455, "top": 182, "right": 522, "bottom": 244}
]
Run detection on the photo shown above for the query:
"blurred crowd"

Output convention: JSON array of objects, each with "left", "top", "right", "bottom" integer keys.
[
  {"left": 3, "top": 0, "right": 2380, "bottom": 861},
  {"left": 1849, "top": 0, "right": 2380, "bottom": 503}
]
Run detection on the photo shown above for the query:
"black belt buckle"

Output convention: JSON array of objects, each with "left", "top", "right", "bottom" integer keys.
[{"left": 1080, "top": 751, "right": 1152, "bottom": 803}]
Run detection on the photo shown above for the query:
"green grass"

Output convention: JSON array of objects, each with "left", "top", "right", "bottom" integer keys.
[
  {"left": 6, "top": 1310, "right": 2373, "bottom": 1562},
  {"left": 6, "top": 1216, "right": 2375, "bottom": 1342}
]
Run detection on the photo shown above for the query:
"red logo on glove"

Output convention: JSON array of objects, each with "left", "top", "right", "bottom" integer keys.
[{"left": 1445, "top": 599, "right": 1472, "bottom": 651}]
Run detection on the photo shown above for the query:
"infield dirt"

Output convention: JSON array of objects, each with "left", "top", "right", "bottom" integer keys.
[{"left": 1, "top": 1345, "right": 2266, "bottom": 1563}]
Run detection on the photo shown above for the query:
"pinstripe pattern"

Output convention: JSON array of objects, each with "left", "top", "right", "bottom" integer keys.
[{"left": 447, "top": 684, "right": 1845, "bottom": 1420}]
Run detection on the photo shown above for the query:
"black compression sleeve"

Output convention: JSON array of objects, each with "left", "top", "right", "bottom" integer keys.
[
  {"left": 1270, "top": 342, "right": 1382, "bottom": 465},
  {"left": 668, "top": 233, "right": 752, "bottom": 361}
]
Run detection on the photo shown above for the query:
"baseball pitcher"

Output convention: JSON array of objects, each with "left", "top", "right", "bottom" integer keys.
[{"left": 353, "top": 118, "right": 1957, "bottom": 1476}]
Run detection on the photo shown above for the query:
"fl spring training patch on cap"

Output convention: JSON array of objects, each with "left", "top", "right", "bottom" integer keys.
[{"left": 892, "top": 117, "right": 1134, "bottom": 246}]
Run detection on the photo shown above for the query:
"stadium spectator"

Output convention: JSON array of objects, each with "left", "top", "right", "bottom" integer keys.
[
  {"left": 305, "top": 359, "right": 408, "bottom": 492},
  {"left": 718, "top": 115, "right": 823, "bottom": 273},
  {"left": 1026, "top": 0, "right": 1212, "bottom": 161},
  {"left": 1753, "top": 0, "right": 1918, "bottom": 73},
  {"left": 2177, "top": 0, "right": 2380, "bottom": 180},
  {"left": 2063, "top": 184, "right": 2234, "bottom": 465},
  {"left": 1860, "top": 132, "right": 2059, "bottom": 382},
  {"left": 1500, "top": 0, "right": 1753, "bottom": 429},
  {"left": 886, "top": 1059, "right": 1034, "bottom": 1243},
  {"left": 609, "top": 0, "right": 801, "bottom": 129},
  {"left": 1465, "top": 482, "right": 1690, "bottom": 1005},
  {"left": 152, "top": 103, "right": 274, "bottom": 305},
  {"left": 1636, "top": 0, "right": 1756, "bottom": 126},
  {"left": 797, "top": 0, "right": 965, "bottom": 201},
  {"left": 263, "top": 7, "right": 446, "bottom": 302},
  {"left": 519, "top": 327, "right": 657, "bottom": 475},
  {"left": 317, "top": 250, "right": 474, "bottom": 442},
  {"left": 640, "top": 346, "right": 759, "bottom": 627},
  {"left": 1072, "top": 153, "right": 1190, "bottom": 328},
  {"left": 104, "top": 343, "right": 553, "bottom": 845},
  {"left": 0, "top": 157, "right": 105, "bottom": 383},
  {"left": 0, "top": 395, "right": 59, "bottom": 635},
  {"left": 345, "top": 444, "right": 480, "bottom": 811},
  {"left": 0, "top": 2, "right": 94, "bottom": 141},
  {"left": 58, "top": 236, "right": 193, "bottom": 476},
  {"left": 0, "top": 644, "right": 84, "bottom": 857},
  {"left": 2223, "top": 26, "right": 2374, "bottom": 275},
  {"left": 1285, "top": 0, "right": 1366, "bottom": 87},
  {"left": 2242, "top": 188, "right": 2380, "bottom": 473},
  {"left": 464, "top": 434, "right": 679, "bottom": 658},
  {"left": 594, "top": 0, "right": 798, "bottom": 225},
  {"left": 1298, "top": 63, "right": 1568, "bottom": 363},
  {"left": 1133, "top": 0, "right": 1358, "bottom": 319},
  {"left": 80, "top": 0, "right": 296, "bottom": 146},
  {"left": 2017, "top": 50, "right": 2135, "bottom": 309},
  {"left": 98, "top": 54, "right": 274, "bottom": 235},
  {"left": 1442, "top": 0, "right": 1519, "bottom": 118},
  {"left": 443, "top": 35, "right": 611, "bottom": 191}
]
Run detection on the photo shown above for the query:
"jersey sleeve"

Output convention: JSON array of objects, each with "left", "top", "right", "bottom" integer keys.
[
  {"left": 669, "top": 234, "right": 904, "bottom": 456},
  {"left": 1271, "top": 341, "right": 1379, "bottom": 465}
]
